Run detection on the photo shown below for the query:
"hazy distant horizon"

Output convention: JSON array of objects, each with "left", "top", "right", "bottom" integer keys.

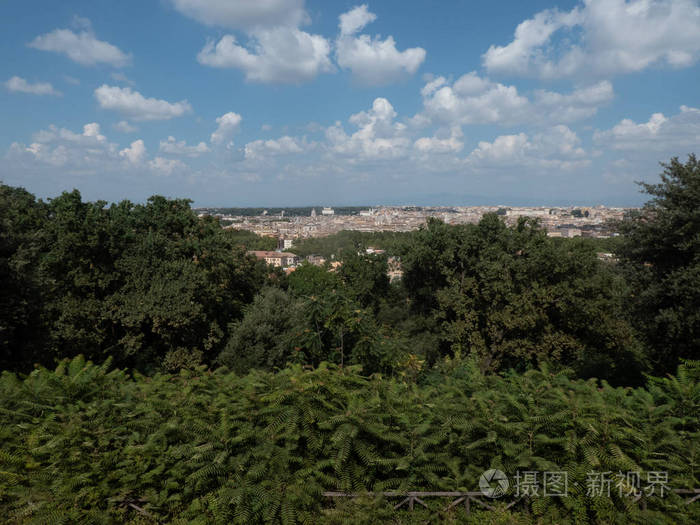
[
  {"left": 4, "top": 181, "right": 649, "bottom": 208},
  {"left": 193, "top": 199, "right": 642, "bottom": 210}
]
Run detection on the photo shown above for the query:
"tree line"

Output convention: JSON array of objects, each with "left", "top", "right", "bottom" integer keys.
[{"left": 2, "top": 155, "right": 700, "bottom": 383}]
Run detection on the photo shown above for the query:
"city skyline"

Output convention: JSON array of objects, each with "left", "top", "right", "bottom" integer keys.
[
  {"left": 2, "top": 0, "right": 700, "bottom": 206},
  {"left": 208, "top": 204, "right": 626, "bottom": 242}
]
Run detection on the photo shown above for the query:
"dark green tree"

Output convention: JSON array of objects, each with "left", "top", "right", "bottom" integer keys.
[
  {"left": 616, "top": 154, "right": 700, "bottom": 374},
  {"left": 287, "top": 262, "right": 341, "bottom": 297},
  {"left": 402, "top": 214, "right": 646, "bottom": 382},
  {"left": 218, "top": 287, "right": 304, "bottom": 374},
  {"left": 0, "top": 188, "right": 268, "bottom": 371},
  {"left": 338, "top": 252, "right": 389, "bottom": 310},
  {"left": 223, "top": 228, "right": 278, "bottom": 251},
  {"left": 400, "top": 218, "right": 460, "bottom": 316},
  {"left": 0, "top": 185, "right": 48, "bottom": 371},
  {"left": 290, "top": 291, "right": 385, "bottom": 372}
]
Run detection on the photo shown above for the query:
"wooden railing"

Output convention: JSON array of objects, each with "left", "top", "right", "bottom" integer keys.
[
  {"left": 323, "top": 489, "right": 700, "bottom": 515},
  {"left": 324, "top": 491, "right": 515, "bottom": 513}
]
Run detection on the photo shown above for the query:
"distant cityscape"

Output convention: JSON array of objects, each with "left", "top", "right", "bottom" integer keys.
[{"left": 196, "top": 205, "right": 630, "bottom": 241}]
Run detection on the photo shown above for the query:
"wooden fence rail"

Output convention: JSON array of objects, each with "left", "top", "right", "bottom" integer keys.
[{"left": 323, "top": 489, "right": 700, "bottom": 515}]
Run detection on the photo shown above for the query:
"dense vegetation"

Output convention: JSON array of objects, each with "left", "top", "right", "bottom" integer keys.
[
  {"left": 289, "top": 230, "right": 412, "bottom": 259},
  {"left": 0, "top": 188, "right": 276, "bottom": 374},
  {"left": 1, "top": 155, "right": 699, "bottom": 523},
  {"left": 615, "top": 155, "right": 700, "bottom": 375},
  {"left": 222, "top": 229, "right": 278, "bottom": 251},
  {"left": 1, "top": 356, "right": 698, "bottom": 524},
  {"left": 287, "top": 222, "right": 621, "bottom": 262}
]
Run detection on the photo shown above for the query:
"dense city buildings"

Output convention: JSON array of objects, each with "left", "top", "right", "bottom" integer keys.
[{"left": 198, "top": 205, "right": 629, "bottom": 242}]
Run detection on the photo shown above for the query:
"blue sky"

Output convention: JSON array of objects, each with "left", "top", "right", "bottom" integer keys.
[{"left": 2, "top": 0, "right": 700, "bottom": 206}]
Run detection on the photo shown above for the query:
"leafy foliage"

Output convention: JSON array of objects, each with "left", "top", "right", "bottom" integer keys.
[
  {"left": 222, "top": 228, "right": 278, "bottom": 251},
  {"left": 218, "top": 287, "right": 305, "bottom": 374},
  {"left": 287, "top": 262, "right": 342, "bottom": 297},
  {"left": 0, "top": 356, "right": 698, "bottom": 523},
  {"left": 0, "top": 186, "right": 269, "bottom": 372},
  {"left": 400, "top": 215, "right": 646, "bottom": 384},
  {"left": 616, "top": 155, "right": 700, "bottom": 374},
  {"left": 0, "top": 185, "right": 48, "bottom": 371},
  {"left": 338, "top": 252, "right": 390, "bottom": 311},
  {"left": 290, "top": 230, "right": 411, "bottom": 259}
]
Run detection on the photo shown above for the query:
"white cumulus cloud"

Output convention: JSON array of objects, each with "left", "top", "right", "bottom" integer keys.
[
  {"left": 94, "top": 85, "right": 192, "bottom": 121},
  {"left": 170, "top": 0, "right": 307, "bottom": 29},
  {"left": 532, "top": 81, "right": 614, "bottom": 122},
  {"left": 149, "top": 156, "right": 186, "bottom": 175},
  {"left": 414, "top": 127, "right": 464, "bottom": 154},
  {"left": 483, "top": 0, "right": 700, "bottom": 78},
  {"left": 28, "top": 21, "right": 131, "bottom": 67},
  {"left": 325, "top": 97, "right": 411, "bottom": 159},
  {"left": 467, "top": 125, "right": 588, "bottom": 170},
  {"left": 244, "top": 136, "right": 307, "bottom": 160},
  {"left": 594, "top": 105, "right": 700, "bottom": 151},
  {"left": 159, "top": 136, "right": 210, "bottom": 157},
  {"left": 593, "top": 106, "right": 700, "bottom": 184},
  {"left": 114, "top": 121, "right": 138, "bottom": 133},
  {"left": 339, "top": 4, "right": 377, "bottom": 35},
  {"left": 4, "top": 76, "right": 61, "bottom": 96},
  {"left": 417, "top": 72, "right": 613, "bottom": 126},
  {"left": 336, "top": 5, "right": 426, "bottom": 85},
  {"left": 5, "top": 121, "right": 194, "bottom": 183},
  {"left": 7, "top": 122, "right": 117, "bottom": 169},
  {"left": 211, "top": 112, "right": 242, "bottom": 144},
  {"left": 197, "top": 28, "right": 332, "bottom": 84},
  {"left": 119, "top": 139, "right": 146, "bottom": 164},
  {"left": 82, "top": 123, "right": 106, "bottom": 142},
  {"left": 30, "top": 122, "right": 107, "bottom": 146}
]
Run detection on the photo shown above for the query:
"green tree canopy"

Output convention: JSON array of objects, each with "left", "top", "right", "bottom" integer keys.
[
  {"left": 401, "top": 214, "right": 646, "bottom": 383},
  {"left": 338, "top": 252, "right": 389, "bottom": 311},
  {"left": 287, "top": 262, "right": 342, "bottom": 297},
  {"left": 218, "top": 287, "right": 305, "bottom": 374},
  {"left": 616, "top": 154, "right": 700, "bottom": 373},
  {"left": 0, "top": 185, "right": 48, "bottom": 370},
  {"left": 0, "top": 185, "right": 270, "bottom": 372}
]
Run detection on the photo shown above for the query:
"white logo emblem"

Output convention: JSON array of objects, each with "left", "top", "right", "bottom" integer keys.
[{"left": 479, "top": 469, "right": 509, "bottom": 498}]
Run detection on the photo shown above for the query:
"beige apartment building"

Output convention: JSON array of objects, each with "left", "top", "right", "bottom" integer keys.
[{"left": 248, "top": 251, "right": 299, "bottom": 268}]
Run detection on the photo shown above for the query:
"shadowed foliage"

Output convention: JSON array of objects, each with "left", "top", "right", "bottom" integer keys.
[{"left": 0, "top": 356, "right": 697, "bottom": 523}]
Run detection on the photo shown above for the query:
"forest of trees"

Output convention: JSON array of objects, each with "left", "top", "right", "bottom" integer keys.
[{"left": 1, "top": 156, "right": 699, "bottom": 523}]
